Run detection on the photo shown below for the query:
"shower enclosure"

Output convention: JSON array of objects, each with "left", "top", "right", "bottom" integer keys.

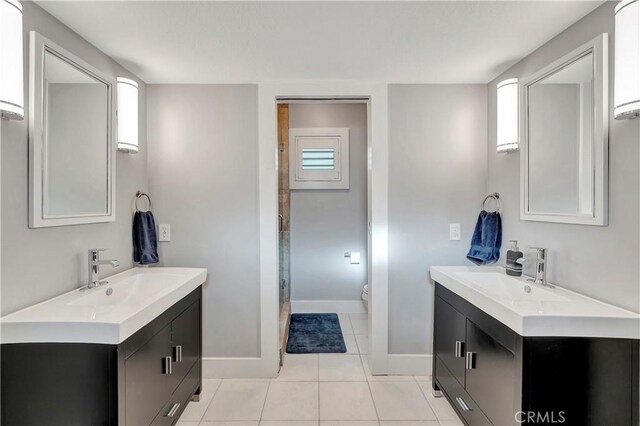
[{"left": 277, "top": 103, "right": 291, "bottom": 365}]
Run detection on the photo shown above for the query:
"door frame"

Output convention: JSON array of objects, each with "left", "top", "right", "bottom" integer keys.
[{"left": 257, "top": 83, "right": 389, "bottom": 376}]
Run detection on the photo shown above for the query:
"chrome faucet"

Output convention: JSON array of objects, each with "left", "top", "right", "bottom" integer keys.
[
  {"left": 88, "top": 249, "right": 120, "bottom": 288},
  {"left": 515, "top": 247, "right": 552, "bottom": 287}
]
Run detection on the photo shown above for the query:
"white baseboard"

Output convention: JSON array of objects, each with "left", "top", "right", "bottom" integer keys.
[
  {"left": 387, "top": 354, "right": 433, "bottom": 376},
  {"left": 202, "top": 357, "right": 277, "bottom": 379},
  {"left": 291, "top": 300, "right": 367, "bottom": 314}
]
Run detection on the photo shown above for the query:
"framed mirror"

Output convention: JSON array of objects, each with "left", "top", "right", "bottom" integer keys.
[
  {"left": 520, "top": 34, "right": 608, "bottom": 226},
  {"left": 29, "top": 31, "right": 116, "bottom": 228}
]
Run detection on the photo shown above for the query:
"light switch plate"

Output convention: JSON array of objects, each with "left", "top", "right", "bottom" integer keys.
[
  {"left": 159, "top": 224, "right": 171, "bottom": 242},
  {"left": 449, "top": 223, "right": 461, "bottom": 241}
]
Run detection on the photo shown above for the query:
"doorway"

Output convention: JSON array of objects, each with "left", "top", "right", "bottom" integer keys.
[
  {"left": 256, "top": 83, "right": 389, "bottom": 378},
  {"left": 277, "top": 100, "right": 369, "bottom": 366}
]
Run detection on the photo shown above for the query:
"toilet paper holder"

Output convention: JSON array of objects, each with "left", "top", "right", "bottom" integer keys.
[{"left": 344, "top": 251, "right": 361, "bottom": 264}]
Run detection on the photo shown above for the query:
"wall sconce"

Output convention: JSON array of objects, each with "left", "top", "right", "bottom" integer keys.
[
  {"left": 117, "top": 77, "right": 139, "bottom": 153},
  {"left": 497, "top": 78, "right": 519, "bottom": 152},
  {"left": 614, "top": 0, "right": 639, "bottom": 119},
  {"left": 1, "top": 0, "right": 24, "bottom": 120}
]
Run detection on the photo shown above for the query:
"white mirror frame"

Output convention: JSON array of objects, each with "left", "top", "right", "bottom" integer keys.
[
  {"left": 520, "top": 33, "right": 608, "bottom": 226},
  {"left": 28, "top": 31, "right": 116, "bottom": 228}
]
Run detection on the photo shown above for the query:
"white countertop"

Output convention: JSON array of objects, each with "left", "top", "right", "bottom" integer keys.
[
  {"left": 430, "top": 266, "right": 640, "bottom": 339},
  {"left": 1, "top": 267, "right": 207, "bottom": 344}
]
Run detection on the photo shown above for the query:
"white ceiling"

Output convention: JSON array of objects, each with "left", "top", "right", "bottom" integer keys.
[{"left": 36, "top": 1, "right": 605, "bottom": 84}]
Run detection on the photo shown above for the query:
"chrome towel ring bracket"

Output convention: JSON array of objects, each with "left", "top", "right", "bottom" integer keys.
[
  {"left": 482, "top": 192, "right": 502, "bottom": 213},
  {"left": 135, "top": 191, "right": 152, "bottom": 212}
]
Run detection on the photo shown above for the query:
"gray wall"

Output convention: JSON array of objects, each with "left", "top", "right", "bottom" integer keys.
[
  {"left": 388, "top": 85, "right": 488, "bottom": 354},
  {"left": 289, "top": 103, "right": 368, "bottom": 301},
  {"left": 1, "top": 2, "right": 147, "bottom": 315},
  {"left": 487, "top": 2, "right": 640, "bottom": 313},
  {"left": 146, "top": 85, "right": 261, "bottom": 357}
]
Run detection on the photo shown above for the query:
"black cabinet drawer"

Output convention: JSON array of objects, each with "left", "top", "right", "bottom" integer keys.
[
  {"left": 465, "top": 320, "right": 517, "bottom": 426},
  {"left": 170, "top": 301, "right": 201, "bottom": 386},
  {"left": 152, "top": 361, "right": 201, "bottom": 425},
  {"left": 434, "top": 296, "right": 467, "bottom": 386},
  {"left": 435, "top": 356, "right": 492, "bottom": 426},
  {"left": 125, "top": 325, "right": 174, "bottom": 426}
]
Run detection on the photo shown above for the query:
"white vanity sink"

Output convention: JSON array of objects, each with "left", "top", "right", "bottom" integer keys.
[
  {"left": 430, "top": 266, "right": 640, "bottom": 339},
  {"left": 452, "top": 271, "right": 570, "bottom": 303},
  {"left": 67, "top": 272, "right": 190, "bottom": 307},
  {"left": 1, "top": 267, "right": 207, "bottom": 344}
]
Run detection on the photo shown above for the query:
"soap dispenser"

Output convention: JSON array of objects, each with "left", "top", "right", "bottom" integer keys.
[{"left": 506, "top": 240, "right": 523, "bottom": 276}]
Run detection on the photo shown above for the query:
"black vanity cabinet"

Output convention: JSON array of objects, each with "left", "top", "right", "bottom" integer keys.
[
  {"left": 1, "top": 286, "right": 202, "bottom": 426},
  {"left": 433, "top": 283, "right": 639, "bottom": 426}
]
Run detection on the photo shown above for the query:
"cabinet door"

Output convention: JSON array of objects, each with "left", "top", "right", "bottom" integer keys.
[
  {"left": 125, "top": 324, "right": 174, "bottom": 426},
  {"left": 170, "top": 301, "right": 201, "bottom": 385},
  {"left": 465, "top": 320, "right": 516, "bottom": 426},
  {"left": 434, "top": 296, "right": 467, "bottom": 386}
]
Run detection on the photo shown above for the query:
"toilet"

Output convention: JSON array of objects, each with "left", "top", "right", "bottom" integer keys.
[{"left": 361, "top": 284, "right": 369, "bottom": 311}]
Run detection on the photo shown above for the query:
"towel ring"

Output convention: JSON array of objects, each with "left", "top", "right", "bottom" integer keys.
[
  {"left": 482, "top": 192, "right": 502, "bottom": 213},
  {"left": 135, "top": 191, "right": 152, "bottom": 212}
]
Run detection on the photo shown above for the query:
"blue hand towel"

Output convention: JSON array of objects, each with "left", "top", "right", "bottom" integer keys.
[
  {"left": 133, "top": 210, "right": 159, "bottom": 265},
  {"left": 466, "top": 210, "right": 502, "bottom": 265}
]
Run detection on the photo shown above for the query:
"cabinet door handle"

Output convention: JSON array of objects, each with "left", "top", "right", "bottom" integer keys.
[
  {"left": 173, "top": 345, "right": 183, "bottom": 363},
  {"left": 165, "top": 402, "right": 181, "bottom": 417},
  {"left": 455, "top": 396, "right": 472, "bottom": 411},
  {"left": 454, "top": 341, "right": 465, "bottom": 358},
  {"left": 162, "top": 356, "right": 172, "bottom": 374},
  {"left": 465, "top": 352, "right": 476, "bottom": 370}
]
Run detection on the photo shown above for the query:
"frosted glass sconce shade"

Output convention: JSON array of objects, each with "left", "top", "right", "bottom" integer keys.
[
  {"left": 117, "top": 77, "right": 139, "bottom": 153},
  {"left": 497, "top": 78, "right": 519, "bottom": 152},
  {"left": 0, "top": 0, "right": 24, "bottom": 120},
  {"left": 614, "top": 0, "right": 640, "bottom": 119}
]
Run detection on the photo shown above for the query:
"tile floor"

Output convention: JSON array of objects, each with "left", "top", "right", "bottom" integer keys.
[{"left": 177, "top": 313, "right": 462, "bottom": 426}]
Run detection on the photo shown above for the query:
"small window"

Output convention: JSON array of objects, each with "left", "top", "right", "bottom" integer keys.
[
  {"left": 289, "top": 128, "right": 349, "bottom": 190},
  {"left": 302, "top": 148, "right": 335, "bottom": 170}
]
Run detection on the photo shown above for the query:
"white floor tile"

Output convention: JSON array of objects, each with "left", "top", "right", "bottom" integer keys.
[
  {"left": 203, "top": 382, "right": 269, "bottom": 421},
  {"left": 320, "top": 422, "right": 379, "bottom": 426},
  {"left": 200, "top": 422, "right": 259, "bottom": 426},
  {"left": 379, "top": 422, "right": 439, "bottom": 426},
  {"left": 261, "top": 422, "right": 318, "bottom": 426},
  {"left": 178, "top": 379, "right": 222, "bottom": 421},
  {"left": 344, "top": 334, "right": 359, "bottom": 354},
  {"left": 360, "top": 355, "right": 415, "bottom": 382},
  {"left": 416, "top": 382, "right": 460, "bottom": 421},
  {"left": 319, "top": 354, "right": 366, "bottom": 381},
  {"left": 437, "top": 420, "right": 464, "bottom": 426},
  {"left": 261, "top": 382, "right": 319, "bottom": 421},
  {"left": 349, "top": 313, "right": 369, "bottom": 320},
  {"left": 350, "top": 319, "right": 368, "bottom": 335},
  {"left": 276, "top": 354, "right": 319, "bottom": 381},
  {"left": 369, "top": 382, "right": 436, "bottom": 421},
  {"left": 319, "top": 382, "right": 378, "bottom": 421},
  {"left": 338, "top": 314, "right": 354, "bottom": 335},
  {"left": 175, "top": 421, "right": 200, "bottom": 426},
  {"left": 355, "top": 335, "right": 368, "bottom": 354}
]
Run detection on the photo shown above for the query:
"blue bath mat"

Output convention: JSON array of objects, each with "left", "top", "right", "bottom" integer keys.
[{"left": 286, "top": 313, "right": 346, "bottom": 354}]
